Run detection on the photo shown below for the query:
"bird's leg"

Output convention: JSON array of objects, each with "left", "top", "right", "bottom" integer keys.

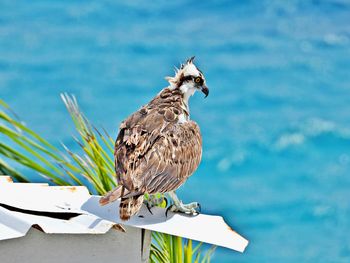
[
  {"left": 143, "top": 194, "right": 168, "bottom": 215},
  {"left": 166, "top": 191, "right": 201, "bottom": 216}
]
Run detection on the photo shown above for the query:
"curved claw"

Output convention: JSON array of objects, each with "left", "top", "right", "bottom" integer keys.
[
  {"left": 197, "top": 202, "right": 201, "bottom": 213},
  {"left": 145, "top": 202, "right": 153, "bottom": 215},
  {"left": 165, "top": 205, "right": 174, "bottom": 217},
  {"left": 165, "top": 202, "right": 201, "bottom": 217}
]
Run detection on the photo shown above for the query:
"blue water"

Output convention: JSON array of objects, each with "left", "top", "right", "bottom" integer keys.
[{"left": 1, "top": 1, "right": 350, "bottom": 262}]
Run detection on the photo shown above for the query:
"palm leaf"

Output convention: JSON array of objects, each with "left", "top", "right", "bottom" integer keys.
[{"left": 150, "top": 232, "right": 216, "bottom": 263}]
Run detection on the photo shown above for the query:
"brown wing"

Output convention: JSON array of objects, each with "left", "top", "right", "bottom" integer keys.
[
  {"left": 140, "top": 121, "right": 202, "bottom": 194},
  {"left": 114, "top": 90, "right": 202, "bottom": 195},
  {"left": 114, "top": 105, "right": 165, "bottom": 190}
]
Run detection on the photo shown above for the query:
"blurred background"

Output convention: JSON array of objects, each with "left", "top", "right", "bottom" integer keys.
[{"left": 1, "top": 0, "right": 350, "bottom": 262}]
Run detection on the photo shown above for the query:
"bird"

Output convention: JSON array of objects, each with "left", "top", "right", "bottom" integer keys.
[{"left": 99, "top": 57, "right": 209, "bottom": 221}]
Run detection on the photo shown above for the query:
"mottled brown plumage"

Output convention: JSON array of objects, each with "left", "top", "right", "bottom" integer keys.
[{"left": 100, "top": 58, "right": 208, "bottom": 220}]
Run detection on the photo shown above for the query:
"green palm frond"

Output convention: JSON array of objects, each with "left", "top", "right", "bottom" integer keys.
[
  {"left": 150, "top": 232, "right": 216, "bottom": 263},
  {"left": 0, "top": 95, "right": 215, "bottom": 262}
]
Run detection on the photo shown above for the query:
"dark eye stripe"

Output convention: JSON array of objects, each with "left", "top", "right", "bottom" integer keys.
[
  {"left": 181, "top": 76, "right": 193, "bottom": 82},
  {"left": 178, "top": 75, "right": 204, "bottom": 88},
  {"left": 181, "top": 76, "right": 203, "bottom": 84}
]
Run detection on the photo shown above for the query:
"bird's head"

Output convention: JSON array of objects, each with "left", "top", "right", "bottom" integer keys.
[{"left": 166, "top": 57, "right": 209, "bottom": 100}]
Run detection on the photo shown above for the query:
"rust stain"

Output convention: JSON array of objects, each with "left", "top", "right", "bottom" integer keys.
[
  {"left": 112, "top": 224, "right": 126, "bottom": 233},
  {"left": 227, "top": 225, "right": 237, "bottom": 234},
  {"left": 67, "top": 186, "right": 77, "bottom": 192},
  {"left": 58, "top": 186, "right": 77, "bottom": 192},
  {"left": 223, "top": 218, "right": 238, "bottom": 234},
  {"left": 6, "top": 177, "right": 13, "bottom": 183}
]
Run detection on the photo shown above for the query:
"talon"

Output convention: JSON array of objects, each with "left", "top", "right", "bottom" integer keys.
[
  {"left": 165, "top": 205, "right": 173, "bottom": 217},
  {"left": 146, "top": 202, "right": 153, "bottom": 215},
  {"left": 166, "top": 192, "right": 200, "bottom": 216}
]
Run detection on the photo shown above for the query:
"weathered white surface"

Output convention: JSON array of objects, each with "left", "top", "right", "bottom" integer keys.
[
  {"left": 0, "top": 175, "right": 249, "bottom": 253},
  {"left": 0, "top": 182, "right": 115, "bottom": 237},
  {"left": 84, "top": 196, "right": 249, "bottom": 252},
  {"left": 0, "top": 226, "right": 148, "bottom": 263},
  {"left": 0, "top": 176, "right": 151, "bottom": 263}
]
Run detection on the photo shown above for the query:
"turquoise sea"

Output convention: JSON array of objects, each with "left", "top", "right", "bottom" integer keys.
[{"left": 1, "top": 1, "right": 350, "bottom": 262}]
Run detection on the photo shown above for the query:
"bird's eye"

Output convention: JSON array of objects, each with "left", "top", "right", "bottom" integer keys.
[{"left": 195, "top": 77, "right": 202, "bottom": 83}]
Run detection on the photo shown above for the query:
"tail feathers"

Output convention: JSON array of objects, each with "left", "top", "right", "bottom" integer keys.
[
  {"left": 119, "top": 195, "right": 144, "bottom": 221},
  {"left": 99, "top": 186, "right": 123, "bottom": 206},
  {"left": 100, "top": 186, "right": 144, "bottom": 221}
]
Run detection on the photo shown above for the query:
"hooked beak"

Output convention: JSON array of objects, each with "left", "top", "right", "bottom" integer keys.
[{"left": 201, "top": 85, "right": 209, "bottom": 98}]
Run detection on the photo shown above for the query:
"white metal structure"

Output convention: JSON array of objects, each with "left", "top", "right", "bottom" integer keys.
[{"left": 0, "top": 176, "right": 248, "bottom": 263}]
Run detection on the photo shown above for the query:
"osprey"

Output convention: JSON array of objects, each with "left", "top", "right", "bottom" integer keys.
[{"left": 100, "top": 57, "right": 209, "bottom": 220}]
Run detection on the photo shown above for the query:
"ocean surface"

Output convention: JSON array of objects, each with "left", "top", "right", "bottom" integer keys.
[{"left": 1, "top": 1, "right": 350, "bottom": 262}]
